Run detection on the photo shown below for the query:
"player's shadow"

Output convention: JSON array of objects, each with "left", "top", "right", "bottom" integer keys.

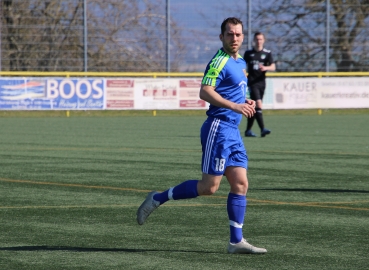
[
  {"left": 0, "top": 246, "right": 216, "bottom": 254},
  {"left": 252, "top": 188, "right": 369, "bottom": 193}
]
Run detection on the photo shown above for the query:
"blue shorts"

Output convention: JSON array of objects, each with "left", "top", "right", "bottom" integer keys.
[{"left": 200, "top": 117, "right": 248, "bottom": 175}]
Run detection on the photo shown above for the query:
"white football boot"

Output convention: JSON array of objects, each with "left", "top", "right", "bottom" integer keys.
[
  {"left": 227, "top": 238, "right": 267, "bottom": 254},
  {"left": 136, "top": 191, "right": 160, "bottom": 225}
]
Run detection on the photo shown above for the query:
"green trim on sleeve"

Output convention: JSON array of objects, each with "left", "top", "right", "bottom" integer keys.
[{"left": 202, "top": 50, "right": 230, "bottom": 87}]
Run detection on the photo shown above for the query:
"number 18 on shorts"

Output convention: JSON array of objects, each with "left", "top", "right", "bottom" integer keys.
[{"left": 201, "top": 118, "right": 248, "bottom": 175}]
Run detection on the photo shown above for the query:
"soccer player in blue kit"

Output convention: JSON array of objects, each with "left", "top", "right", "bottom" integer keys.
[{"left": 136, "top": 17, "right": 267, "bottom": 254}]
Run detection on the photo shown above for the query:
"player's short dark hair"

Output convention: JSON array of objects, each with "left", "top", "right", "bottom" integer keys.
[
  {"left": 221, "top": 17, "right": 243, "bottom": 35},
  {"left": 254, "top": 32, "right": 265, "bottom": 39}
]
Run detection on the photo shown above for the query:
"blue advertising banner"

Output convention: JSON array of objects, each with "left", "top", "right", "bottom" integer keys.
[{"left": 0, "top": 78, "right": 105, "bottom": 110}]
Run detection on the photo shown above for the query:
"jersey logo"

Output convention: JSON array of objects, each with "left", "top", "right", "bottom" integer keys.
[
  {"left": 207, "top": 67, "right": 220, "bottom": 78},
  {"left": 242, "top": 69, "right": 247, "bottom": 77},
  {"left": 250, "top": 54, "right": 254, "bottom": 57},
  {"left": 239, "top": 80, "right": 247, "bottom": 98},
  {"left": 261, "top": 54, "right": 266, "bottom": 59}
]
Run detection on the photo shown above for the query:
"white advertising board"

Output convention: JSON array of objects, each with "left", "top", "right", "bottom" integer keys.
[
  {"left": 272, "top": 77, "right": 369, "bottom": 109},
  {"left": 105, "top": 78, "right": 208, "bottom": 110}
]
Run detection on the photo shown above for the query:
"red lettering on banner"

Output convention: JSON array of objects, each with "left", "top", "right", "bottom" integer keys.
[
  {"left": 107, "top": 100, "right": 134, "bottom": 108},
  {"left": 179, "top": 79, "right": 202, "bottom": 88},
  {"left": 107, "top": 80, "right": 134, "bottom": 88},
  {"left": 180, "top": 100, "right": 206, "bottom": 108}
]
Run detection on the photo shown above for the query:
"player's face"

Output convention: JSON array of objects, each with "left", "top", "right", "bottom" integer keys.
[
  {"left": 254, "top": 34, "right": 265, "bottom": 50},
  {"left": 220, "top": 23, "right": 244, "bottom": 57}
]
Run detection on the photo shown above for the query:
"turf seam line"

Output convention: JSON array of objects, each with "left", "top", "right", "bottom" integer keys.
[
  {"left": 1, "top": 203, "right": 368, "bottom": 211},
  {"left": 0, "top": 177, "right": 152, "bottom": 193},
  {"left": 1, "top": 145, "right": 368, "bottom": 156},
  {"left": 1, "top": 177, "right": 368, "bottom": 211}
]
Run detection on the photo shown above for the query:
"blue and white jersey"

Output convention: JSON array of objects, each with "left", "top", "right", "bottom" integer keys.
[{"left": 202, "top": 48, "right": 248, "bottom": 126}]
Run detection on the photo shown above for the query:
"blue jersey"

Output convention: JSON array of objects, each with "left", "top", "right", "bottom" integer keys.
[{"left": 202, "top": 48, "right": 248, "bottom": 126}]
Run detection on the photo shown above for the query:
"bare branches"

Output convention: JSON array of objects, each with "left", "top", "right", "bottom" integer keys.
[
  {"left": 1, "top": 0, "right": 186, "bottom": 72},
  {"left": 251, "top": 0, "right": 369, "bottom": 71},
  {"left": 1, "top": 0, "right": 367, "bottom": 72}
]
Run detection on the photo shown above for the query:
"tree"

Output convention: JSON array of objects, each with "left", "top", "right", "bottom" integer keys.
[
  {"left": 1, "top": 0, "right": 186, "bottom": 72},
  {"left": 326, "top": 0, "right": 369, "bottom": 71},
  {"left": 2, "top": 0, "right": 84, "bottom": 71},
  {"left": 87, "top": 0, "right": 186, "bottom": 72},
  {"left": 250, "top": 0, "right": 369, "bottom": 72}
]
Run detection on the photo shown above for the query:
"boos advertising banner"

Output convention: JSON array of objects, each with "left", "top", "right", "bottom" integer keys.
[{"left": 0, "top": 78, "right": 104, "bottom": 110}]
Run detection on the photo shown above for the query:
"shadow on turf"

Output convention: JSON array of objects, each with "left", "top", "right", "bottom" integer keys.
[
  {"left": 0, "top": 246, "right": 216, "bottom": 253},
  {"left": 252, "top": 188, "right": 369, "bottom": 193}
]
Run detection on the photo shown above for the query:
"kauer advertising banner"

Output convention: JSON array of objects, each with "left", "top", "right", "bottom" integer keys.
[
  {"left": 272, "top": 77, "right": 369, "bottom": 109},
  {"left": 0, "top": 78, "right": 104, "bottom": 110}
]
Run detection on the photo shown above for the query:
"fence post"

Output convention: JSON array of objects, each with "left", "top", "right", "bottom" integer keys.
[
  {"left": 248, "top": 0, "right": 251, "bottom": 49},
  {"left": 166, "top": 0, "right": 170, "bottom": 73},
  {"left": 326, "top": 0, "right": 330, "bottom": 72},
  {"left": 83, "top": 0, "right": 88, "bottom": 72}
]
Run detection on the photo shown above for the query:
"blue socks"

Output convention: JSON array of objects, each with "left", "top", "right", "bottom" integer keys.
[
  {"left": 227, "top": 193, "right": 246, "bottom": 244},
  {"left": 153, "top": 180, "right": 199, "bottom": 205},
  {"left": 153, "top": 183, "right": 246, "bottom": 244}
]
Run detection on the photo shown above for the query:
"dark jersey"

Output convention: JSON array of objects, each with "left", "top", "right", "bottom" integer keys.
[{"left": 243, "top": 48, "right": 274, "bottom": 86}]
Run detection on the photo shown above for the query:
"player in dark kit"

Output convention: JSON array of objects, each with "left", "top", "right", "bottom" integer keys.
[{"left": 243, "top": 32, "right": 275, "bottom": 137}]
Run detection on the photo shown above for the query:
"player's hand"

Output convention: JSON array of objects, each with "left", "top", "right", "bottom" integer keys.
[
  {"left": 259, "top": 64, "right": 268, "bottom": 72},
  {"left": 246, "top": 99, "right": 256, "bottom": 108},
  {"left": 234, "top": 102, "right": 255, "bottom": 118}
]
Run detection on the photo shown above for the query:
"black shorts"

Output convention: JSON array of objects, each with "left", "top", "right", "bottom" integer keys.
[{"left": 248, "top": 83, "right": 266, "bottom": 101}]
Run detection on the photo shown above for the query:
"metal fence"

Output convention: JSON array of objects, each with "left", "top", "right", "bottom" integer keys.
[{"left": 1, "top": 0, "right": 368, "bottom": 72}]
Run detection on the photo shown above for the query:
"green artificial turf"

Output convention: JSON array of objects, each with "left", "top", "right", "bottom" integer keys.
[{"left": 0, "top": 112, "right": 368, "bottom": 269}]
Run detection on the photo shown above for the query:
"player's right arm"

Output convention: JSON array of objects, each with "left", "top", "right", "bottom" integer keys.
[
  {"left": 199, "top": 84, "right": 255, "bottom": 118},
  {"left": 259, "top": 51, "right": 276, "bottom": 72},
  {"left": 259, "top": 63, "right": 276, "bottom": 72}
]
